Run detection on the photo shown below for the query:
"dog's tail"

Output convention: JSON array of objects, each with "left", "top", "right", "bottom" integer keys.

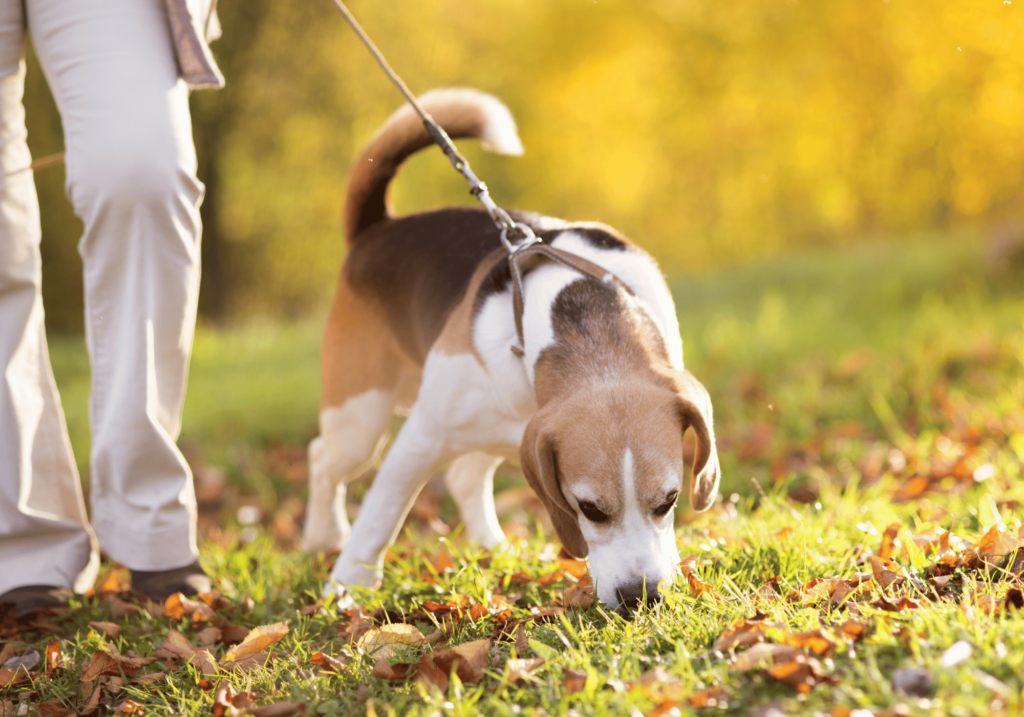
[{"left": 344, "top": 88, "right": 524, "bottom": 244}]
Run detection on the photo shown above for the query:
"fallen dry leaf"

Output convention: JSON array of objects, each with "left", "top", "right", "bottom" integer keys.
[
  {"left": 81, "top": 651, "right": 156, "bottom": 681},
  {"left": 372, "top": 656, "right": 410, "bottom": 681},
  {"left": 869, "top": 556, "right": 906, "bottom": 590},
  {"left": 221, "top": 623, "right": 251, "bottom": 645},
  {"left": 563, "top": 667, "right": 587, "bottom": 694},
  {"left": 89, "top": 621, "right": 120, "bottom": 640},
  {"left": 221, "top": 651, "right": 272, "bottom": 673},
  {"left": 732, "top": 643, "right": 803, "bottom": 672},
  {"left": 688, "top": 686, "right": 728, "bottom": 708},
  {"left": 506, "top": 657, "right": 545, "bottom": 685},
  {"left": 107, "top": 597, "right": 141, "bottom": 620},
  {"left": 197, "top": 626, "right": 223, "bottom": 645},
  {"left": 416, "top": 653, "right": 449, "bottom": 692},
  {"left": 164, "top": 592, "right": 217, "bottom": 623},
  {"left": 432, "top": 639, "right": 491, "bottom": 684},
  {"left": 878, "top": 523, "right": 901, "bottom": 560},
  {"left": 778, "top": 629, "right": 838, "bottom": 658},
  {"left": 190, "top": 648, "right": 219, "bottom": 677},
  {"left": 310, "top": 651, "right": 347, "bottom": 672},
  {"left": 223, "top": 622, "right": 289, "bottom": 663},
  {"left": 248, "top": 702, "right": 306, "bottom": 717},
  {"left": 357, "top": 624, "right": 426, "bottom": 662},
  {"left": 133, "top": 671, "right": 166, "bottom": 686},
  {"left": 714, "top": 613, "right": 785, "bottom": 652},
  {"left": 0, "top": 667, "right": 29, "bottom": 688},
  {"left": 37, "top": 699, "right": 74, "bottom": 717},
  {"left": 159, "top": 629, "right": 198, "bottom": 660},
  {"left": 768, "top": 652, "right": 830, "bottom": 694}
]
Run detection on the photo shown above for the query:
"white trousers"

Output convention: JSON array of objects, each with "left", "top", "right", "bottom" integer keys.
[{"left": 0, "top": 0, "right": 203, "bottom": 594}]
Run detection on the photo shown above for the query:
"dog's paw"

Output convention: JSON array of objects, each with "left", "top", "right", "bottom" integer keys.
[{"left": 321, "top": 578, "right": 357, "bottom": 609}]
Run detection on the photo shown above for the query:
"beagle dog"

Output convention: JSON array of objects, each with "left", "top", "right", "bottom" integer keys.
[{"left": 303, "top": 89, "right": 720, "bottom": 612}]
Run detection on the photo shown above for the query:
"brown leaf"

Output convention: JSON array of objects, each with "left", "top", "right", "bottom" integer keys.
[
  {"left": 514, "top": 623, "right": 529, "bottom": 656},
  {"left": 839, "top": 620, "right": 869, "bottom": 642},
  {"left": 341, "top": 610, "right": 376, "bottom": 644},
  {"left": 563, "top": 667, "right": 586, "bottom": 694},
  {"left": 223, "top": 622, "right": 289, "bottom": 663},
  {"left": 310, "top": 651, "right": 347, "bottom": 672},
  {"left": 778, "top": 629, "right": 838, "bottom": 658},
  {"left": 37, "top": 699, "right": 74, "bottom": 717},
  {"left": 81, "top": 677, "right": 104, "bottom": 715},
  {"left": 977, "top": 525, "right": 1019, "bottom": 557},
  {"left": 159, "top": 629, "right": 198, "bottom": 660},
  {"left": 688, "top": 686, "right": 728, "bottom": 708},
  {"left": 506, "top": 657, "right": 545, "bottom": 685},
  {"left": 81, "top": 651, "right": 157, "bottom": 681},
  {"left": 197, "top": 626, "right": 223, "bottom": 645},
  {"left": 164, "top": 592, "right": 217, "bottom": 622},
  {"left": 220, "top": 623, "right": 251, "bottom": 645},
  {"left": 107, "top": 598, "right": 141, "bottom": 620},
  {"left": 432, "top": 639, "right": 491, "bottom": 684},
  {"left": 372, "top": 656, "right": 410, "bottom": 680},
  {"left": 557, "top": 557, "right": 589, "bottom": 579},
  {"left": 416, "top": 653, "right": 448, "bottom": 692},
  {"left": 714, "top": 614, "right": 784, "bottom": 652},
  {"left": 221, "top": 651, "right": 272, "bottom": 673},
  {"left": 115, "top": 700, "right": 144, "bottom": 715},
  {"left": 249, "top": 703, "right": 306, "bottom": 717},
  {"left": 133, "top": 671, "right": 166, "bottom": 686},
  {"left": 755, "top": 577, "right": 782, "bottom": 602},
  {"left": 0, "top": 644, "right": 20, "bottom": 665},
  {"left": 189, "top": 648, "right": 219, "bottom": 677},
  {"left": 89, "top": 621, "right": 120, "bottom": 639},
  {"left": 878, "top": 523, "right": 901, "bottom": 560},
  {"left": 44, "top": 638, "right": 63, "bottom": 674},
  {"left": 869, "top": 556, "right": 905, "bottom": 590},
  {"left": 732, "top": 643, "right": 803, "bottom": 672},
  {"left": 768, "top": 653, "right": 827, "bottom": 694},
  {"left": 562, "top": 576, "right": 594, "bottom": 611},
  {"left": 213, "top": 681, "right": 257, "bottom": 717}
]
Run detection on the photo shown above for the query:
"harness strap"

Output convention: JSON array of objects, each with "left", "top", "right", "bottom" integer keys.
[{"left": 509, "top": 244, "right": 635, "bottom": 357}]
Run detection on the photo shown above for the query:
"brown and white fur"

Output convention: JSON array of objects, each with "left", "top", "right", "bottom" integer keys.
[{"left": 303, "top": 89, "right": 720, "bottom": 612}]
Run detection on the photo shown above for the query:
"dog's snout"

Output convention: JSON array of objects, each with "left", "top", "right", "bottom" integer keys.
[{"left": 615, "top": 579, "right": 662, "bottom": 613}]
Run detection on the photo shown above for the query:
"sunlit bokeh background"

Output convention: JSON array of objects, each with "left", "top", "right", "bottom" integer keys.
[{"left": 26, "top": 0, "right": 1024, "bottom": 329}]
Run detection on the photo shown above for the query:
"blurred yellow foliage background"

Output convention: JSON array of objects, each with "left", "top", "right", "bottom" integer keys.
[{"left": 25, "top": 0, "right": 1024, "bottom": 327}]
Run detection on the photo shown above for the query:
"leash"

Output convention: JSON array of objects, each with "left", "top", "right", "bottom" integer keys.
[
  {"left": 2, "top": 151, "right": 65, "bottom": 178},
  {"left": 330, "top": 0, "right": 634, "bottom": 356}
]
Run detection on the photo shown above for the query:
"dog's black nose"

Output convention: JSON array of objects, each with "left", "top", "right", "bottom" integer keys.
[{"left": 616, "top": 579, "right": 662, "bottom": 613}]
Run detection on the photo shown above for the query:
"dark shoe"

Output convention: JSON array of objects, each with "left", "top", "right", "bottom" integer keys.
[
  {"left": 0, "top": 585, "right": 70, "bottom": 619},
  {"left": 131, "top": 561, "right": 211, "bottom": 602}
]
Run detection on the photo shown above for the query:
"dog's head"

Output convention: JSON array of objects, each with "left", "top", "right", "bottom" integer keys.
[{"left": 520, "top": 369, "right": 718, "bottom": 613}]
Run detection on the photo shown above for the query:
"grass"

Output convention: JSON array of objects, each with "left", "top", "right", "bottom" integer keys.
[{"left": 7, "top": 233, "right": 1024, "bottom": 716}]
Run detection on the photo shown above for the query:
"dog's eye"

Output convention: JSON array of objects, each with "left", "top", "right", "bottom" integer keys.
[
  {"left": 653, "top": 492, "right": 679, "bottom": 518},
  {"left": 577, "top": 501, "right": 610, "bottom": 523}
]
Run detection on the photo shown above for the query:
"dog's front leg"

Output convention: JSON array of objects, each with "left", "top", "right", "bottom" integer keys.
[{"left": 324, "top": 407, "right": 452, "bottom": 596}]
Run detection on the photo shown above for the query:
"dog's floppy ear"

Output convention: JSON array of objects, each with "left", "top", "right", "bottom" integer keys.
[
  {"left": 520, "top": 412, "right": 589, "bottom": 558},
  {"left": 675, "top": 370, "right": 720, "bottom": 512}
]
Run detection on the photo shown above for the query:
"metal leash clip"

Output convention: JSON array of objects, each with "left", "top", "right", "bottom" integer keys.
[{"left": 499, "top": 218, "right": 542, "bottom": 255}]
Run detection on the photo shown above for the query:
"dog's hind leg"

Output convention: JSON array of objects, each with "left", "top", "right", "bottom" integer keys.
[
  {"left": 302, "top": 391, "right": 395, "bottom": 552},
  {"left": 303, "top": 280, "right": 407, "bottom": 553},
  {"left": 445, "top": 452, "right": 505, "bottom": 548}
]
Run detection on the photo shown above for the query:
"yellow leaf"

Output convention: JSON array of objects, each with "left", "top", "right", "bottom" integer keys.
[
  {"left": 356, "top": 624, "right": 426, "bottom": 662},
  {"left": 223, "top": 622, "right": 289, "bottom": 663}
]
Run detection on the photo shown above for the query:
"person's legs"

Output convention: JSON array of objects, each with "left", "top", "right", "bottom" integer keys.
[
  {"left": 0, "top": 0, "right": 99, "bottom": 597},
  {"left": 27, "top": 0, "right": 206, "bottom": 577}
]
